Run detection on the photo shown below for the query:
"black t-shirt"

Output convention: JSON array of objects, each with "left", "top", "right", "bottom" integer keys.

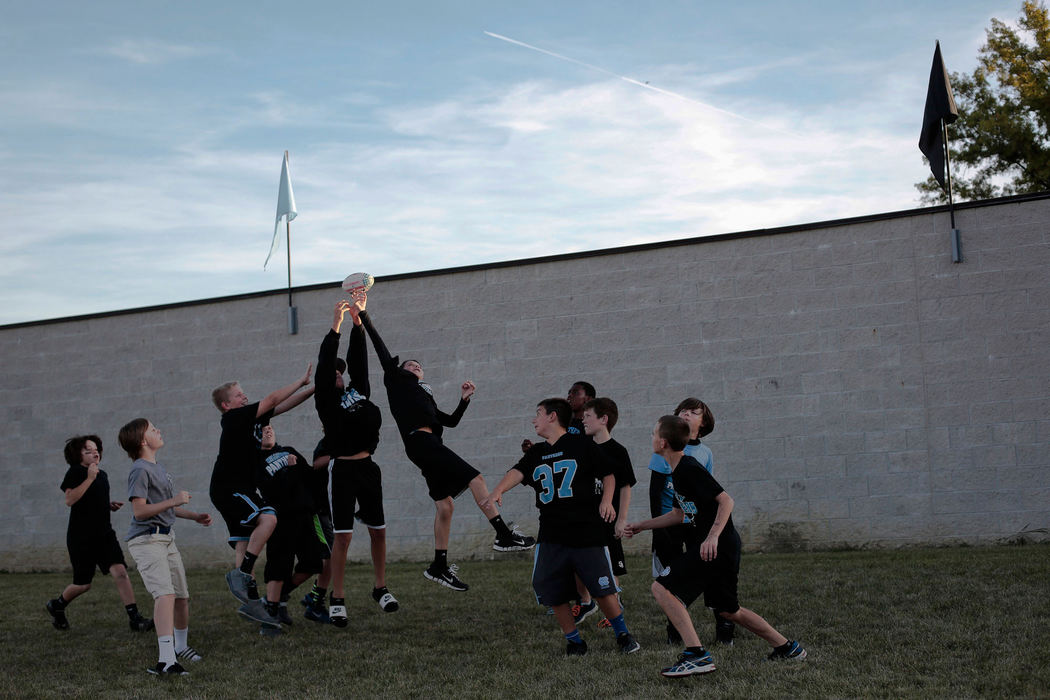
[
  {"left": 596, "top": 438, "right": 637, "bottom": 518},
  {"left": 60, "top": 465, "right": 114, "bottom": 540},
  {"left": 255, "top": 444, "right": 313, "bottom": 516},
  {"left": 512, "top": 433, "right": 614, "bottom": 547},
  {"left": 211, "top": 402, "right": 273, "bottom": 498},
  {"left": 314, "top": 327, "right": 383, "bottom": 457},
  {"left": 566, "top": 417, "right": 585, "bottom": 436},
  {"left": 670, "top": 455, "right": 739, "bottom": 557}
]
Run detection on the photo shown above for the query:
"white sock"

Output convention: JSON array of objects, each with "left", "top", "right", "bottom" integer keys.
[
  {"left": 158, "top": 635, "right": 176, "bottom": 666},
  {"left": 174, "top": 627, "right": 188, "bottom": 653}
]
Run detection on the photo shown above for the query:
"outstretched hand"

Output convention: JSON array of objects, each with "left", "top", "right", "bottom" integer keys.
[
  {"left": 300, "top": 362, "right": 313, "bottom": 386},
  {"left": 333, "top": 300, "right": 352, "bottom": 331},
  {"left": 461, "top": 380, "right": 476, "bottom": 401}
]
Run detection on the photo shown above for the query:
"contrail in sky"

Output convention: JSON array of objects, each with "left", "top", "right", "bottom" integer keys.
[{"left": 483, "top": 30, "right": 798, "bottom": 138}]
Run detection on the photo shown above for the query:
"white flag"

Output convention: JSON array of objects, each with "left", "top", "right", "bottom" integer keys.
[{"left": 265, "top": 151, "right": 298, "bottom": 269}]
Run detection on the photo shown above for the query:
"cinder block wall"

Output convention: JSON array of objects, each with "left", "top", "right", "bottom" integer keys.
[{"left": 2, "top": 195, "right": 1048, "bottom": 571}]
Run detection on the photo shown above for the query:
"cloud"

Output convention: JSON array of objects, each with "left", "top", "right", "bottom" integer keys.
[{"left": 103, "top": 38, "right": 214, "bottom": 64}]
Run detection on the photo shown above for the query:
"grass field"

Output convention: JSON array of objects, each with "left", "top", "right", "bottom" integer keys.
[{"left": 4, "top": 544, "right": 1049, "bottom": 698}]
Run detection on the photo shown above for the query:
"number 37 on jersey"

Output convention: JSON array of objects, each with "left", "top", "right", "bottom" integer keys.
[{"left": 533, "top": 459, "right": 578, "bottom": 504}]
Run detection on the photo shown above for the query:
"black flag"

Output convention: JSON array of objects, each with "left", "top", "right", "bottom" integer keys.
[{"left": 918, "top": 41, "right": 959, "bottom": 190}]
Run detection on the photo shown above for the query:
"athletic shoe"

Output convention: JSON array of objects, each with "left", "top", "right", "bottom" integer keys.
[
  {"left": 666, "top": 621, "right": 682, "bottom": 645},
  {"left": 424, "top": 563, "right": 469, "bottom": 591},
  {"left": 767, "top": 640, "right": 807, "bottom": 661},
  {"left": 660, "top": 650, "right": 716, "bottom": 677},
  {"left": 225, "top": 569, "right": 255, "bottom": 604},
  {"left": 572, "top": 600, "right": 598, "bottom": 624},
  {"left": 493, "top": 526, "right": 535, "bottom": 552},
  {"left": 147, "top": 661, "right": 189, "bottom": 676},
  {"left": 372, "top": 587, "right": 399, "bottom": 613},
  {"left": 277, "top": 605, "right": 293, "bottom": 626},
  {"left": 129, "top": 613, "right": 154, "bottom": 632},
  {"left": 597, "top": 617, "right": 611, "bottom": 630},
  {"left": 300, "top": 592, "right": 316, "bottom": 608},
  {"left": 304, "top": 601, "right": 331, "bottom": 624},
  {"left": 566, "top": 639, "right": 588, "bottom": 656},
  {"left": 329, "top": 603, "right": 348, "bottom": 628},
  {"left": 715, "top": 617, "right": 735, "bottom": 646},
  {"left": 237, "top": 600, "right": 280, "bottom": 629},
  {"left": 617, "top": 632, "right": 641, "bottom": 654},
  {"left": 46, "top": 599, "right": 69, "bottom": 630},
  {"left": 176, "top": 647, "right": 203, "bottom": 663}
]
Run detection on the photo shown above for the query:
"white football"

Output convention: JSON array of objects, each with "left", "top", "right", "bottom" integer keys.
[{"left": 341, "top": 272, "right": 375, "bottom": 293}]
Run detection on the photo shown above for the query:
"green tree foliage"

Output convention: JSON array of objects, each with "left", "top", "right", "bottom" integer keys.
[{"left": 917, "top": 1, "right": 1050, "bottom": 203}]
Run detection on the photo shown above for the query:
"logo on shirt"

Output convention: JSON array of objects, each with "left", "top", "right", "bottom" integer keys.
[
  {"left": 674, "top": 492, "right": 698, "bottom": 524},
  {"left": 264, "top": 451, "right": 293, "bottom": 477},
  {"left": 418, "top": 382, "right": 433, "bottom": 396},
  {"left": 340, "top": 388, "right": 367, "bottom": 411}
]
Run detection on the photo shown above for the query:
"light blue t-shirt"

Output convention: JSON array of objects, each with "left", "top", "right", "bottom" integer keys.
[{"left": 647, "top": 441, "right": 713, "bottom": 475}]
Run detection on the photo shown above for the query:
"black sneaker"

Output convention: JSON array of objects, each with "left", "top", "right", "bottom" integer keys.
[
  {"left": 493, "top": 525, "right": 536, "bottom": 552},
  {"left": 616, "top": 632, "right": 641, "bottom": 654},
  {"left": 129, "top": 613, "right": 155, "bottom": 632},
  {"left": 767, "top": 640, "right": 807, "bottom": 661},
  {"left": 423, "top": 563, "right": 469, "bottom": 591},
  {"left": 147, "top": 661, "right": 189, "bottom": 676},
  {"left": 571, "top": 600, "right": 598, "bottom": 624},
  {"left": 372, "top": 586, "right": 400, "bottom": 612},
  {"left": 46, "top": 599, "right": 69, "bottom": 630},
  {"left": 566, "top": 639, "right": 588, "bottom": 656}
]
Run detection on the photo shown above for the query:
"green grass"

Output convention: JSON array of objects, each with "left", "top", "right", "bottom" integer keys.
[{"left": 4, "top": 545, "right": 1049, "bottom": 698}]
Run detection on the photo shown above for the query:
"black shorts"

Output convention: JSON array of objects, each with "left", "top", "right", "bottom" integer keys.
[
  {"left": 655, "top": 546, "right": 741, "bottom": 615},
  {"left": 68, "top": 530, "right": 127, "bottom": 585},
  {"left": 315, "top": 513, "right": 334, "bottom": 557},
  {"left": 211, "top": 491, "right": 276, "bottom": 544},
  {"left": 531, "top": 542, "right": 619, "bottom": 606},
  {"left": 263, "top": 513, "right": 327, "bottom": 583},
  {"left": 329, "top": 456, "right": 385, "bottom": 533},
  {"left": 403, "top": 431, "right": 480, "bottom": 501},
  {"left": 607, "top": 538, "right": 627, "bottom": 577}
]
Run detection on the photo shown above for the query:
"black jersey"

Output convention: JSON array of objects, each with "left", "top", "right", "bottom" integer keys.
[
  {"left": 360, "top": 311, "right": 469, "bottom": 438},
  {"left": 60, "top": 465, "right": 114, "bottom": 541},
  {"left": 670, "top": 455, "right": 739, "bottom": 556},
  {"left": 210, "top": 402, "right": 273, "bottom": 498},
  {"left": 566, "top": 417, "right": 585, "bottom": 436},
  {"left": 255, "top": 444, "right": 314, "bottom": 516},
  {"left": 512, "top": 433, "right": 614, "bottom": 547},
  {"left": 314, "top": 326, "right": 382, "bottom": 456},
  {"left": 596, "top": 438, "right": 636, "bottom": 518}
]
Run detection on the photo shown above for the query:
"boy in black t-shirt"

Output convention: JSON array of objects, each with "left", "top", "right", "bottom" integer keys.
[
  {"left": 46, "top": 435, "right": 153, "bottom": 632},
  {"left": 626, "top": 416, "right": 806, "bottom": 678},
  {"left": 357, "top": 293, "right": 533, "bottom": 592},
  {"left": 487, "top": 398, "right": 640, "bottom": 657},
  {"left": 253, "top": 425, "right": 326, "bottom": 631},
  {"left": 579, "top": 397, "right": 636, "bottom": 628},
  {"left": 209, "top": 366, "right": 312, "bottom": 619}
]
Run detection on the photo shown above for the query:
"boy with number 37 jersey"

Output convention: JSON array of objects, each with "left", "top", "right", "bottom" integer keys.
[{"left": 487, "top": 398, "right": 640, "bottom": 657}]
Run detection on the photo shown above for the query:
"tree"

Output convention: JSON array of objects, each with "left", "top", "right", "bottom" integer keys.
[{"left": 917, "top": 1, "right": 1050, "bottom": 203}]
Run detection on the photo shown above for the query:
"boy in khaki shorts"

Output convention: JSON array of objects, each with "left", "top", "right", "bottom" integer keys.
[{"left": 119, "top": 418, "right": 212, "bottom": 677}]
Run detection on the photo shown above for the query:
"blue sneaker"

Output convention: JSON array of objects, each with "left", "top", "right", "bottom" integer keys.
[
  {"left": 661, "top": 649, "right": 716, "bottom": 677},
  {"left": 768, "top": 640, "right": 807, "bottom": 661},
  {"left": 304, "top": 600, "right": 331, "bottom": 624}
]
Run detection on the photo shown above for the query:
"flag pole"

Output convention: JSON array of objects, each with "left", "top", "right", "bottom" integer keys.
[
  {"left": 942, "top": 122, "right": 961, "bottom": 262},
  {"left": 284, "top": 150, "right": 299, "bottom": 334}
]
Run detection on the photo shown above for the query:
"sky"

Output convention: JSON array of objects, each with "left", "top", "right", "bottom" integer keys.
[{"left": 0, "top": 0, "right": 1017, "bottom": 325}]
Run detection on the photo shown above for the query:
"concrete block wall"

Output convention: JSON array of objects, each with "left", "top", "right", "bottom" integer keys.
[{"left": 2, "top": 194, "right": 1048, "bottom": 571}]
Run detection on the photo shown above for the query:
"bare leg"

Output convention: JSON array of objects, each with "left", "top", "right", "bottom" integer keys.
[
  {"left": 173, "top": 597, "right": 189, "bottom": 629},
  {"left": 110, "top": 564, "right": 136, "bottom": 606},
  {"left": 575, "top": 575, "right": 591, "bottom": 605},
  {"left": 721, "top": 607, "right": 788, "bottom": 647},
  {"left": 246, "top": 513, "right": 277, "bottom": 558},
  {"left": 434, "top": 498, "right": 454, "bottom": 550},
  {"left": 595, "top": 593, "right": 622, "bottom": 620},
  {"left": 317, "top": 557, "right": 332, "bottom": 589},
  {"left": 329, "top": 532, "right": 353, "bottom": 598},
  {"left": 153, "top": 593, "right": 176, "bottom": 637},
  {"left": 468, "top": 475, "right": 499, "bottom": 519},
  {"left": 651, "top": 580, "right": 702, "bottom": 648},
  {"left": 60, "top": 582, "right": 91, "bottom": 604},
  {"left": 367, "top": 527, "right": 387, "bottom": 588},
  {"left": 233, "top": 540, "right": 247, "bottom": 568},
  {"left": 551, "top": 603, "right": 577, "bottom": 634}
]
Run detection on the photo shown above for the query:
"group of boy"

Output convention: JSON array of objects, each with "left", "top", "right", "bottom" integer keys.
[{"left": 46, "top": 290, "right": 806, "bottom": 679}]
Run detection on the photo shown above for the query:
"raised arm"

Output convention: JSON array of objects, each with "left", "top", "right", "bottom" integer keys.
[
  {"left": 273, "top": 384, "right": 315, "bottom": 416},
  {"left": 259, "top": 364, "right": 313, "bottom": 418},
  {"left": 436, "top": 381, "right": 474, "bottom": 427},
  {"left": 358, "top": 309, "right": 398, "bottom": 372},
  {"left": 345, "top": 299, "right": 371, "bottom": 397}
]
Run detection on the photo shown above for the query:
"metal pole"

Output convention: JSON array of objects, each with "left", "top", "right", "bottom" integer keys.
[{"left": 943, "top": 120, "right": 962, "bottom": 262}]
